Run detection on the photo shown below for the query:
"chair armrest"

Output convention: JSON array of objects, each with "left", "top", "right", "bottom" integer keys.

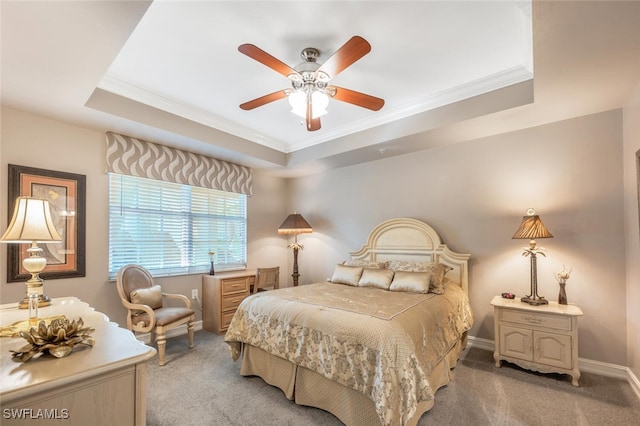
[
  {"left": 121, "top": 299, "right": 157, "bottom": 332},
  {"left": 163, "top": 292, "right": 192, "bottom": 309}
]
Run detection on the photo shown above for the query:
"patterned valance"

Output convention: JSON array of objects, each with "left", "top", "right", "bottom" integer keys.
[{"left": 105, "top": 132, "right": 252, "bottom": 196}]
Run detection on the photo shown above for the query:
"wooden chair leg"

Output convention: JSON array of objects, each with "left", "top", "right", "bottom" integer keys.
[
  {"left": 157, "top": 331, "right": 167, "bottom": 366},
  {"left": 187, "top": 319, "right": 195, "bottom": 349}
]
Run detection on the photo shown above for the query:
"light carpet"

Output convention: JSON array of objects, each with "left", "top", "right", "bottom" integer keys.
[{"left": 146, "top": 331, "right": 640, "bottom": 425}]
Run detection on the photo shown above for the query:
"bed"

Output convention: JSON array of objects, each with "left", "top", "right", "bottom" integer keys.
[{"left": 224, "top": 218, "right": 473, "bottom": 426}]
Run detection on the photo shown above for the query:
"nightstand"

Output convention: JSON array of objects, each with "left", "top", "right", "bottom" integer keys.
[{"left": 491, "top": 295, "right": 583, "bottom": 386}]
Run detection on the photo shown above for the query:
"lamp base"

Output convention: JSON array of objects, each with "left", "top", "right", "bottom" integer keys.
[
  {"left": 521, "top": 295, "right": 548, "bottom": 306},
  {"left": 18, "top": 293, "right": 51, "bottom": 309}
]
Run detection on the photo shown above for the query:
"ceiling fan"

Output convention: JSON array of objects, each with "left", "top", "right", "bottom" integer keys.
[{"left": 238, "top": 36, "right": 385, "bottom": 131}]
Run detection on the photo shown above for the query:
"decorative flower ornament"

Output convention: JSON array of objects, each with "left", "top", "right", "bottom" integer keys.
[
  {"left": 10, "top": 317, "right": 95, "bottom": 362},
  {"left": 555, "top": 265, "right": 572, "bottom": 283}
]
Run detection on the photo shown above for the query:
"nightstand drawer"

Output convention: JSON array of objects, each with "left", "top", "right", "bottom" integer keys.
[
  {"left": 222, "top": 277, "right": 250, "bottom": 295},
  {"left": 222, "top": 310, "right": 236, "bottom": 329},
  {"left": 500, "top": 308, "right": 572, "bottom": 331},
  {"left": 222, "top": 293, "right": 247, "bottom": 311}
]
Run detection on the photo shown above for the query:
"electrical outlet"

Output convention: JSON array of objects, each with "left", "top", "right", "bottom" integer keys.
[{"left": 191, "top": 289, "right": 198, "bottom": 299}]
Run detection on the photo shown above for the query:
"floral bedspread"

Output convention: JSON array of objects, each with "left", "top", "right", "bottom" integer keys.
[{"left": 225, "top": 281, "right": 473, "bottom": 426}]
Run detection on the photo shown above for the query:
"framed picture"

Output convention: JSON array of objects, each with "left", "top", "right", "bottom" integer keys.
[{"left": 6, "top": 164, "right": 86, "bottom": 282}]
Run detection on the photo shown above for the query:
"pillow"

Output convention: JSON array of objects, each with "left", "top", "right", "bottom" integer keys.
[
  {"left": 386, "top": 261, "right": 453, "bottom": 294},
  {"left": 386, "top": 260, "right": 432, "bottom": 272},
  {"left": 358, "top": 268, "right": 394, "bottom": 289},
  {"left": 330, "top": 264, "right": 364, "bottom": 286},
  {"left": 130, "top": 285, "right": 163, "bottom": 315},
  {"left": 343, "top": 259, "right": 386, "bottom": 269},
  {"left": 429, "top": 263, "right": 453, "bottom": 294},
  {"left": 389, "top": 271, "right": 433, "bottom": 293}
]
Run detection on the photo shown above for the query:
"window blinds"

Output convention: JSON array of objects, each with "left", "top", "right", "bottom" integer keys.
[{"left": 108, "top": 174, "right": 247, "bottom": 279}]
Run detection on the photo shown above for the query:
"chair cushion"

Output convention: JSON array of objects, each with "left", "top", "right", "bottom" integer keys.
[
  {"left": 153, "top": 307, "right": 195, "bottom": 326},
  {"left": 130, "top": 285, "right": 163, "bottom": 315}
]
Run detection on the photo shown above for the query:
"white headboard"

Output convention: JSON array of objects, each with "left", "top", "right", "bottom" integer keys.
[{"left": 349, "top": 218, "right": 470, "bottom": 294}]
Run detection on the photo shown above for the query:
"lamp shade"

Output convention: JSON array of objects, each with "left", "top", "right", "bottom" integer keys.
[
  {"left": 0, "top": 197, "right": 63, "bottom": 243},
  {"left": 512, "top": 208, "right": 553, "bottom": 240},
  {"left": 278, "top": 213, "right": 313, "bottom": 235}
]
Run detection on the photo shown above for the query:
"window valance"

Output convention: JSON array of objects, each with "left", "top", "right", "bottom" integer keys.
[{"left": 105, "top": 132, "right": 253, "bottom": 196}]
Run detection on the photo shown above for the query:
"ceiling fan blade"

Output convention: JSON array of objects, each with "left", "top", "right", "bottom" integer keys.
[
  {"left": 330, "top": 86, "right": 385, "bottom": 111},
  {"left": 240, "top": 90, "right": 288, "bottom": 110},
  {"left": 316, "top": 36, "right": 371, "bottom": 80},
  {"left": 306, "top": 103, "right": 321, "bottom": 131},
  {"left": 238, "top": 44, "right": 299, "bottom": 79}
]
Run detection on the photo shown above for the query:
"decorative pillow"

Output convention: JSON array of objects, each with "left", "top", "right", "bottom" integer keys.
[
  {"left": 429, "top": 263, "right": 453, "bottom": 294},
  {"left": 386, "top": 261, "right": 453, "bottom": 294},
  {"left": 389, "top": 271, "right": 433, "bottom": 293},
  {"left": 330, "top": 264, "right": 364, "bottom": 286},
  {"left": 386, "top": 260, "right": 432, "bottom": 272},
  {"left": 130, "top": 285, "right": 163, "bottom": 315},
  {"left": 343, "top": 259, "right": 386, "bottom": 269},
  {"left": 358, "top": 268, "right": 395, "bottom": 289}
]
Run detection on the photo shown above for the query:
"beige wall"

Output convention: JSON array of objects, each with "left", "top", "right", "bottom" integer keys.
[
  {"left": 623, "top": 82, "right": 640, "bottom": 378},
  {"left": 0, "top": 106, "right": 633, "bottom": 366},
  {"left": 0, "top": 107, "right": 289, "bottom": 325},
  {"left": 288, "top": 110, "right": 627, "bottom": 365}
]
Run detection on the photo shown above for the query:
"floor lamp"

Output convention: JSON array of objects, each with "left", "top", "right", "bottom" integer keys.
[
  {"left": 1, "top": 197, "right": 63, "bottom": 308},
  {"left": 512, "top": 208, "right": 553, "bottom": 306},
  {"left": 278, "top": 213, "right": 312, "bottom": 287}
]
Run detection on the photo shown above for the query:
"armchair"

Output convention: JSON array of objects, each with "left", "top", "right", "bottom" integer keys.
[{"left": 116, "top": 264, "right": 195, "bottom": 366}]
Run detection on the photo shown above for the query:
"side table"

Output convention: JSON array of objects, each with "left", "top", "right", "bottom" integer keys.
[{"left": 491, "top": 295, "right": 583, "bottom": 386}]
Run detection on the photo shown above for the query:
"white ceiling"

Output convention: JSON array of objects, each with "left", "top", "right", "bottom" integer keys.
[{"left": 2, "top": 1, "right": 640, "bottom": 177}]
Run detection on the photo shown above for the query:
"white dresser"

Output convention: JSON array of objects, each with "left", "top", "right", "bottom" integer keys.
[
  {"left": 0, "top": 297, "right": 156, "bottom": 425},
  {"left": 491, "top": 295, "right": 583, "bottom": 386}
]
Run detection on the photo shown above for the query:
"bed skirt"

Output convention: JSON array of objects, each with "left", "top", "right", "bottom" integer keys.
[{"left": 239, "top": 333, "right": 468, "bottom": 426}]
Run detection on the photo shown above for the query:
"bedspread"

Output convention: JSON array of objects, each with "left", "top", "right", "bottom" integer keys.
[{"left": 225, "top": 281, "right": 473, "bottom": 426}]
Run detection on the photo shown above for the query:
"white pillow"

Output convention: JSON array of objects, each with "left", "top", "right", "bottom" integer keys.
[
  {"left": 389, "top": 271, "right": 433, "bottom": 294},
  {"left": 330, "top": 264, "right": 364, "bottom": 286},
  {"left": 358, "top": 268, "right": 394, "bottom": 289}
]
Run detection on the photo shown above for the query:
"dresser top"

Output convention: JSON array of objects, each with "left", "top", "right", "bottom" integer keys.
[
  {"left": 0, "top": 297, "right": 156, "bottom": 401},
  {"left": 491, "top": 295, "right": 583, "bottom": 316}
]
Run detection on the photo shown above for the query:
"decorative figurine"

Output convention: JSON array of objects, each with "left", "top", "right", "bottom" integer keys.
[
  {"left": 208, "top": 251, "right": 215, "bottom": 275},
  {"left": 555, "top": 265, "right": 572, "bottom": 305},
  {"left": 10, "top": 317, "right": 94, "bottom": 362}
]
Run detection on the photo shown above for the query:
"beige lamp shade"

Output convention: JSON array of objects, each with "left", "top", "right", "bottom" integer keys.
[
  {"left": 278, "top": 213, "right": 313, "bottom": 235},
  {"left": 1, "top": 197, "right": 63, "bottom": 243},
  {"left": 512, "top": 208, "right": 553, "bottom": 240}
]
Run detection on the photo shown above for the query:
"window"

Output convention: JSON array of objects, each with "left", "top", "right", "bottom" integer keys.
[{"left": 108, "top": 173, "right": 247, "bottom": 279}]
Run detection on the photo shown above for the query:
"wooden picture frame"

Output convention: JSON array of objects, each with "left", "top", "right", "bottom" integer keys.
[{"left": 6, "top": 164, "right": 86, "bottom": 282}]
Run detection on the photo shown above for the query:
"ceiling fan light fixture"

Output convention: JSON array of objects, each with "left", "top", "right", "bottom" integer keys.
[
  {"left": 288, "top": 90, "right": 329, "bottom": 119},
  {"left": 239, "top": 36, "right": 383, "bottom": 131},
  {"left": 288, "top": 90, "right": 307, "bottom": 117}
]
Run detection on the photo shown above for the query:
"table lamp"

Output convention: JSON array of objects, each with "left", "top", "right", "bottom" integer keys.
[
  {"left": 512, "top": 208, "right": 553, "bottom": 305},
  {"left": 278, "top": 213, "right": 312, "bottom": 287},
  {"left": 1, "top": 197, "right": 62, "bottom": 308}
]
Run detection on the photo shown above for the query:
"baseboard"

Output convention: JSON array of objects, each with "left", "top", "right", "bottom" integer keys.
[
  {"left": 134, "top": 320, "right": 203, "bottom": 345},
  {"left": 467, "top": 336, "right": 640, "bottom": 400}
]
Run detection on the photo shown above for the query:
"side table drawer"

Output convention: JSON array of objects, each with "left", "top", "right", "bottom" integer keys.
[
  {"left": 501, "top": 308, "right": 572, "bottom": 331},
  {"left": 222, "top": 293, "right": 248, "bottom": 311},
  {"left": 222, "top": 277, "right": 249, "bottom": 295}
]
